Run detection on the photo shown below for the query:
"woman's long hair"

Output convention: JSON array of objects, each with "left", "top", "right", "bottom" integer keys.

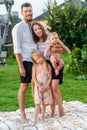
[{"left": 31, "top": 22, "right": 47, "bottom": 43}]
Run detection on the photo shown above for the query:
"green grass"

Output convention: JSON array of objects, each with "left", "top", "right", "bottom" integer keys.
[
  {"left": 61, "top": 73, "right": 87, "bottom": 103},
  {"left": 0, "top": 55, "right": 87, "bottom": 112}
]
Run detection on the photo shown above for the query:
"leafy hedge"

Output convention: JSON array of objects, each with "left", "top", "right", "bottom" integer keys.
[
  {"left": 45, "top": 1, "right": 87, "bottom": 50},
  {"left": 69, "top": 44, "right": 87, "bottom": 79}
]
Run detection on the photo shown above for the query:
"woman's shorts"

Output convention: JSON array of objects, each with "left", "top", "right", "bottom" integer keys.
[
  {"left": 47, "top": 60, "right": 64, "bottom": 84},
  {"left": 20, "top": 61, "right": 33, "bottom": 83}
]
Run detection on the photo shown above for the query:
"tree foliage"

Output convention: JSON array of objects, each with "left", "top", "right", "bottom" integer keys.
[
  {"left": 12, "top": 15, "right": 21, "bottom": 25},
  {"left": 45, "top": 1, "right": 87, "bottom": 50}
]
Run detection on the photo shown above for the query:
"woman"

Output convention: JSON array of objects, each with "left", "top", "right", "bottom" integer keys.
[{"left": 31, "top": 21, "right": 65, "bottom": 117}]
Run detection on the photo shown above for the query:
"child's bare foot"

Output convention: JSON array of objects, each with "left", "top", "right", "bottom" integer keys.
[{"left": 31, "top": 121, "right": 37, "bottom": 127}]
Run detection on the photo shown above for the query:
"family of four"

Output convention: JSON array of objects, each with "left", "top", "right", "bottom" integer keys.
[{"left": 12, "top": 2, "right": 71, "bottom": 126}]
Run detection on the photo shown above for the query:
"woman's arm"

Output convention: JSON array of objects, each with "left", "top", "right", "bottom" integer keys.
[
  {"left": 44, "top": 44, "right": 52, "bottom": 57},
  {"left": 58, "top": 39, "right": 71, "bottom": 54}
]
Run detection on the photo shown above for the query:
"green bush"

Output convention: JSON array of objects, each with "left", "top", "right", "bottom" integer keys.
[
  {"left": 69, "top": 47, "right": 87, "bottom": 78},
  {"left": 45, "top": 1, "right": 87, "bottom": 50},
  {"left": 82, "top": 44, "right": 87, "bottom": 60},
  {"left": 71, "top": 48, "right": 81, "bottom": 60}
]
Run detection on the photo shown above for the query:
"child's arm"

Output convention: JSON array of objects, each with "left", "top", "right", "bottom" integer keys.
[
  {"left": 32, "top": 65, "right": 40, "bottom": 91},
  {"left": 32, "top": 65, "right": 36, "bottom": 98},
  {"left": 44, "top": 64, "right": 52, "bottom": 89},
  {"left": 32, "top": 65, "right": 40, "bottom": 87},
  {"left": 32, "top": 65, "right": 44, "bottom": 93},
  {"left": 57, "top": 39, "right": 71, "bottom": 54},
  {"left": 31, "top": 79, "right": 34, "bottom": 99}
]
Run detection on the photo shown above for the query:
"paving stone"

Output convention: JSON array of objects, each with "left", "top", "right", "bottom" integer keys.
[{"left": 0, "top": 101, "right": 87, "bottom": 130}]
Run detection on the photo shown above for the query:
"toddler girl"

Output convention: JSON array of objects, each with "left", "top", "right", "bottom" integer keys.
[{"left": 31, "top": 50, "right": 53, "bottom": 126}]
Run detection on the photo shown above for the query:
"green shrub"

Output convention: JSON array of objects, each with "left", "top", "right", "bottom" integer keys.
[
  {"left": 45, "top": 1, "right": 87, "bottom": 50},
  {"left": 69, "top": 47, "right": 87, "bottom": 77},
  {"left": 82, "top": 44, "right": 87, "bottom": 60},
  {"left": 71, "top": 47, "right": 81, "bottom": 60}
]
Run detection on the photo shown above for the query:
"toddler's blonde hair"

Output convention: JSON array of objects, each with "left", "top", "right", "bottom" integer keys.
[
  {"left": 50, "top": 32, "right": 59, "bottom": 38},
  {"left": 31, "top": 50, "right": 50, "bottom": 77}
]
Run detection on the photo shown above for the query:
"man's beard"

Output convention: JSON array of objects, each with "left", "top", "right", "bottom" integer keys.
[
  {"left": 26, "top": 18, "right": 32, "bottom": 23},
  {"left": 24, "top": 15, "right": 33, "bottom": 23}
]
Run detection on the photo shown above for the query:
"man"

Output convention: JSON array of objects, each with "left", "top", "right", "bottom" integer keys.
[{"left": 12, "top": 3, "right": 37, "bottom": 123}]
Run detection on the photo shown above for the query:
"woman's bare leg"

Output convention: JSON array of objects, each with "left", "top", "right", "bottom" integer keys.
[
  {"left": 51, "top": 79, "right": 64, "bottom": 116},
  {"left": 50, "top": 101, "right": 55, "bottom": 117}
]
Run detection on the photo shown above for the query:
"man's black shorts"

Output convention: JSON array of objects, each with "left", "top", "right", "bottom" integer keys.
[
  {"left": 47, "top": 60, "right": 64, "bottom": 84},
  {"left": 20, "top": 61, "right": 33, "bottom": 83}
]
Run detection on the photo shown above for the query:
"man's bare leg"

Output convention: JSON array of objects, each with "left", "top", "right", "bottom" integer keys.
[{"left": 18, "top": 83, "right": 28, "bottom": 123}]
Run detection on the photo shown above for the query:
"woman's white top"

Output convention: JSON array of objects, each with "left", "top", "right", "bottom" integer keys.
[{"left": 37, "top": 34, "right": 50, "bottom": 60}]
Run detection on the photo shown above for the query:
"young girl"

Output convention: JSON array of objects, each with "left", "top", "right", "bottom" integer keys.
[
  {"left": 31, "top": 50, "right": 53, "bottom": 126},
  {"left": 44, "top": 32, "right": 71, "bottom": 75}
]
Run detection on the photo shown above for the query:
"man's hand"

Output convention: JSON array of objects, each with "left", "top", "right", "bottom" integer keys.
[{"left": 19, "top": 67, "right": 26, "bottom": 77}]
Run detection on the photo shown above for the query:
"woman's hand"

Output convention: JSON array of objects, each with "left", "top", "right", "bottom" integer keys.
[{"left": 50, "top": 46, "right": 65, "bottom": 53}]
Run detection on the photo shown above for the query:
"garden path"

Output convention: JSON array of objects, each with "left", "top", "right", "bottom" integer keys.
[{"left": 0, "top": 101, "right": 87, "bottom": 130}]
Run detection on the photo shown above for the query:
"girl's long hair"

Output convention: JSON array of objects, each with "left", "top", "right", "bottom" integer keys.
[
  {"left": 31, "top": 50, "right": 50, "bottom": 77},
  {"left": 31, "top": 22, "right": 47, "bottom": 43}
]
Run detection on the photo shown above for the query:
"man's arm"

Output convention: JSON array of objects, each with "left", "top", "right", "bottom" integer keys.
[
  {"left": 12, "top": 26, "right": 25, "bottom": 77},
  {"left": 15, "top": 54, "right": 26, "bottom": 77}
]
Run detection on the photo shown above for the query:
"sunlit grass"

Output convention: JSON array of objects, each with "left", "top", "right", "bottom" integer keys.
[{"left": 0, "top": 55, "right": 87, "bottom": 112}]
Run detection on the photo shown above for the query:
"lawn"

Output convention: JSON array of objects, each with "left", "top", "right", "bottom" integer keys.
[{"left": 0, "top": 55, "right": 87, "bottom": 112}]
